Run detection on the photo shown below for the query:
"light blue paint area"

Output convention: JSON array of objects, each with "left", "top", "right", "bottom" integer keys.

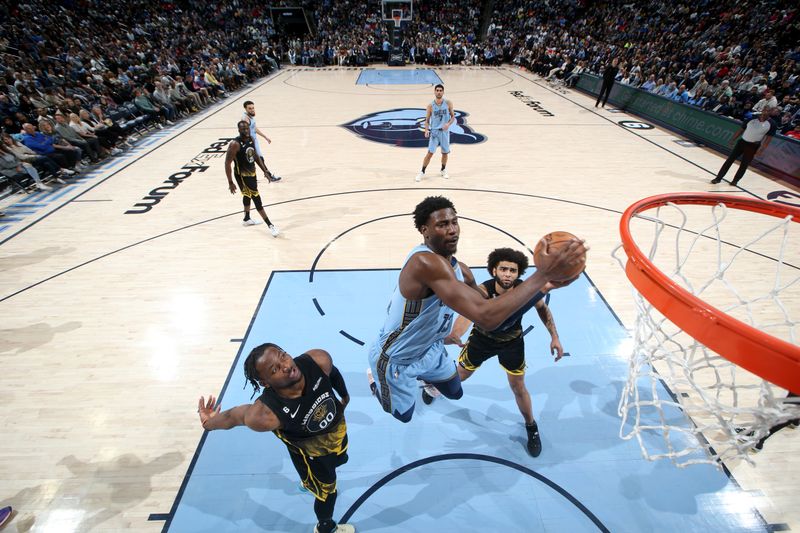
[
  {"left": 356, "top": 69, "right": 443, "bottom": 85},
  {"left": 167, "top": 270, "right": 765, "bottom": 532}
]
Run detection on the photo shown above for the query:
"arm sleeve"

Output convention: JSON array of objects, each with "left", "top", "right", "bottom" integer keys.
[{"left": 329, "top": 365, "right": 348, "bottom": 399}]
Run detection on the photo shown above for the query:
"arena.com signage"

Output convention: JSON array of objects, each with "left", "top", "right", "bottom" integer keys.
[
  {"left": 509, "top": 91, "right": 554, "bottom": 117},
  {"left": 125, "top": 138, "right": 235, "bottom": 214}
]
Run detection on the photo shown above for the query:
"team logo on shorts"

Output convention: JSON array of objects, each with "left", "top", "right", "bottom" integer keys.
[{"left": 342, "top": 108, "right": 487, "bottom": 147}]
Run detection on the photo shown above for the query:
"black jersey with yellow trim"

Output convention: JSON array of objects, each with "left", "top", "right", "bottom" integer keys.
[
  {"left": 233, "top": 135, "right": 257, "bottom": 177},
  {"left": 258, "top": 354, "right": 346, "bottom": 456},
  {"left": 473, "top": 278, "right": 525, "bottom": 342}
]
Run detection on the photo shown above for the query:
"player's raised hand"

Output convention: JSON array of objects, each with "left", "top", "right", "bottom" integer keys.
[
  {"left": 198, "top": 395, "right": 221, "bottom": 428},
  {"left": 544, "top": 275, "right": 580, "bottom": 291},
  {"left": 536, "top": 238, "right": 588, "bottom": 282}
]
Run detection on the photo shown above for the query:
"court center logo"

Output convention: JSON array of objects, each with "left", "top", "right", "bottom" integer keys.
[{"left": 342, "top": 108, "right": 486, "bottom": 147}]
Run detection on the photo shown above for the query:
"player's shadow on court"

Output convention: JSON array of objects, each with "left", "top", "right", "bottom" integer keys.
[
  {"left": 8, "top": 452, "right": 183, "bottom": 532},
  {"left": 225, "top": 472, "right": 312, "bottom": 531},
  {"left": 435, "top": 366, "right": 629, "bottom": 463},
  {"left": 0, "top": 246, "right": 77, "bottom": 272},
  {"left": 0, "top": 321, "right": 81, "bottom": 354},
  {"left": 440, "top": 405, "right": 531, "bottom": 456},
  {"left": 619, "top": 459, "right": 729, "bottom": 514},
  {"left": 349, "top": 459, "right": 520, "bottom": 531}
]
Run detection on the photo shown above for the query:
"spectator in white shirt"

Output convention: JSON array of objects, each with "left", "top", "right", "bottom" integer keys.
[{"left": 752, "top": 89, "right": 778, "bottom": 112}]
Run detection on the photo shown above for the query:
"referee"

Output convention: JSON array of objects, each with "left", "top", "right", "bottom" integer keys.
[{"left": 711, "top": 109, "right": 776, "bottom": 186}]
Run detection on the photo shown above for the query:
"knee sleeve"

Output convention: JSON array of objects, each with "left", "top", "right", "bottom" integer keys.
[
  {"left": 252, "top": 195, "right": 263, "bottom": 210},
  {"left": 435, "top": 374, "right": 463, "bottom": 400},
  {"left": 242, "top": 196, "right": 251, "bottom": 207}
]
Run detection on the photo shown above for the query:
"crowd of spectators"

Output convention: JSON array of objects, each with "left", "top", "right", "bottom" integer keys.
[
  {"left": 282, "top": 0, "right": 384, "bottom": 67},
  {"left": 399, "top": 0, "right": 486, "bottom": 66},
  {"left": 0, "top": 0, "right": 282, "bottom": 192},
  {"left": 2, "top": 0, "right": 798, "bottom": 196},
  {"left": 487, "top": 0, "right": 799, "bottom": 135}
]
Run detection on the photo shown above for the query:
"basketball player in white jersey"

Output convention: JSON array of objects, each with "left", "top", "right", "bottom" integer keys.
[
  {"left": 416, "top": 84, "right": 454, "bottom": 182},
  {"left": 242, "top": 100, "right": 281, "bottom": 182}
]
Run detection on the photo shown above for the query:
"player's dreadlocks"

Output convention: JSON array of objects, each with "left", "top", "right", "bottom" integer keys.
[{"left": 243, "top": 342, "right": 281, "bottom": 398}]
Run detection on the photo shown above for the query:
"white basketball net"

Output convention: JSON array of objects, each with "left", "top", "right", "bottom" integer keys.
[{"left": 613, "top": 200, "right": 800, "bottom": 467}]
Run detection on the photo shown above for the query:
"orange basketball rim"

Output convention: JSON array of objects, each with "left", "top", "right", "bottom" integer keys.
[{"left": 619, "top": 193, "right": 800, "bottom": 395}]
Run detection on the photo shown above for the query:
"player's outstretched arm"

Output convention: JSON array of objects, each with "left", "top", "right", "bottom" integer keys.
[
  {"left": 256, "top": 127, "right": 271, "bottom": 143},
  {"left": 198, "top": 394, "right": 280, "bottom": 432},
  {"left": 410, "top": 253, "right": 542, "bottom": 331},
  {"left": 444, "top": 269, "right": 487, "bottom": 345},
  {"left": 410, "top": 239, "right": 586, "bottom": 331}
]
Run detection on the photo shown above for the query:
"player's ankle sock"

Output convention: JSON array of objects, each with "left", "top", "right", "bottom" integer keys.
[
  {"left": 421, "top": 166, "right": 427, "bottom": 173},
  {"left": 243, "top": 215, "right": 251, "bottom": 221},
  {"left": 441, "top": 165, "right": 446, "bottom": 171}
]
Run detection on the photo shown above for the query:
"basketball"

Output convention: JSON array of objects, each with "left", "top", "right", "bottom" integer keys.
[{"left": 533, "top": 231, "right": 586, "bottom": 282}]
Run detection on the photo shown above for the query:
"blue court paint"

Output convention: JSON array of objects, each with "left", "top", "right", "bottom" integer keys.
[
  {"left": 167, "top": 270, "right": 764, "bottom": 532},
  {"left": 356, "top": 69, "right": 443, "bottom": 85}
]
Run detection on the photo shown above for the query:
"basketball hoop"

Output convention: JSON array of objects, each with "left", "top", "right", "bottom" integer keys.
[
  {"left": 391, "top": 9, "right": 402, "bottom": 29},
  {"left": 614, "top": 193, "right": 800, "bottom": 466}
]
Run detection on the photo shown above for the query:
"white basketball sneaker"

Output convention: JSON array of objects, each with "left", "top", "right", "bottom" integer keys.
[
  {"left": 415, "top": 171, "right": 424, "bottom": 182},
  {"left": 242, "top": 219, "right": 260, "bottom": 226},
  {"left": 440, "top": 169, "right": 449, "bottom": 179},
  {"left": 269, "top": 224, "right": 280, "bottom": 237}
]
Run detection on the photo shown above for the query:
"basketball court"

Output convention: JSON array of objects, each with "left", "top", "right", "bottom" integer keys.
[{"left": 1, "top": 65, "right": 798, "bottom": 532}]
